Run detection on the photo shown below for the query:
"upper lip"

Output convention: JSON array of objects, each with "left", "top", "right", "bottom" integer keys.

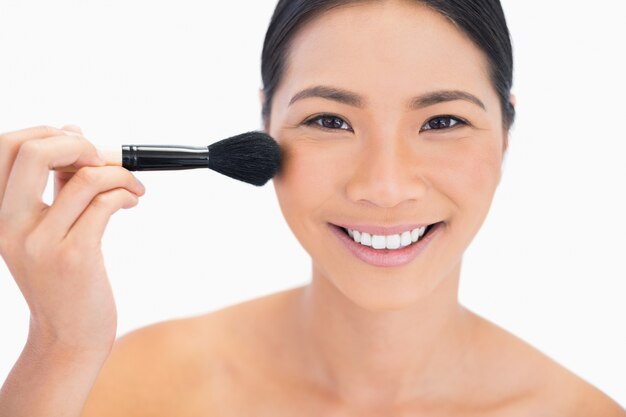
[{"left": 332, "top": 222, "right": 437, "bottom": 236}]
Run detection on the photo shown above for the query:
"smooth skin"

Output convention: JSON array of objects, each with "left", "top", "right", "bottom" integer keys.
[{"left": 1, "top": 1, "right": 624, "bottom": 416}]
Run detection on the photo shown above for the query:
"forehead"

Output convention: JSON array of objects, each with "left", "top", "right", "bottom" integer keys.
[{"left": 276, "top": 1, "right": 493, "bottom": 108}]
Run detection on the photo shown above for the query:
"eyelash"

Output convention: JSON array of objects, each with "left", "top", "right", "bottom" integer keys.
[
  {"left": 303, "top": 114, "right": 354, "bottom": 132},
  {"left": 303, "top": 114, "right": 468, "bottom": 132}
]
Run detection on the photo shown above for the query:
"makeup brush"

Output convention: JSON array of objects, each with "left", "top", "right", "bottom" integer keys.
[{"left": 56, "top": 131, "right": 282, "bottom": 186}]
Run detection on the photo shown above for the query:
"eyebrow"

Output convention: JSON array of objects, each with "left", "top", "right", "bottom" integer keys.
[{"left": 288, "top": 85, "right": 486, "bottom": 111}]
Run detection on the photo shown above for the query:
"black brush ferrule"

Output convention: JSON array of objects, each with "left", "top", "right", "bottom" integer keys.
[{"left": 122, "top": 145, "right": 210, "bottom": 171}]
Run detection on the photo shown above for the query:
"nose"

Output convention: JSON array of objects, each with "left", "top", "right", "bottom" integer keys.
[{"left": 345, "top": 136, "right": 428, "bottom": 208}]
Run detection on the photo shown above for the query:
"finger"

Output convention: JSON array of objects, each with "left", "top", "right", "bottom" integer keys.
[
  {"left": 1, "top": 135, "right": 105, "bottom": 218},
  {"left": 0, "top": 125, "right": 66, "bottom": 142},
  {"left": 53, "top": 170, "right": 74, "bottom": 199},
  {"left": 53, "top": 127, "right": 87, "bottom": 198},
  {"left": 0, "top": 125, "right": 67, "bottom": 203},
  {"left": 40, "top": 166, "right": 145, "bottom": 241},
  {"left": 66, "top": 188, "right": 140, "bottom": 247}
]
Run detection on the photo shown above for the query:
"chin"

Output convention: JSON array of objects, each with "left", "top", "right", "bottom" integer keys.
[{"left": 321, "top": 266, "right": 447, "bottom": 313}]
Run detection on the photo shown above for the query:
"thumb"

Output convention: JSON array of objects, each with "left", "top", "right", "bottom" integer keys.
[{"left": 59, "top": 124, "right": 103, "bottom": 164}]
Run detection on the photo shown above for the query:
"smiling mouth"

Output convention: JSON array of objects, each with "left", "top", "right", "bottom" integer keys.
[{"left": 333, "top": 221, "right": 443, "bottom": 250}]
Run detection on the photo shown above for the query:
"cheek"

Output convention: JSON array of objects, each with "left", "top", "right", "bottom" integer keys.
[
  {"left": 429, "top": 139, "right": 503, "bottom": 215},
  {"left": 273, "top": 138, "right": 339, "bottom": 226}
]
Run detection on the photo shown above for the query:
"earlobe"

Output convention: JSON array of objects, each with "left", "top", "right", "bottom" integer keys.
[
  {"left": 509, "top": 93, "right": 517, "bottom": 109},
  {"left": 502, "top": 92, "right": 515, "bottom": 155},
  {"left": 259, "top": 89, "right": 272, "bottom": 133}
]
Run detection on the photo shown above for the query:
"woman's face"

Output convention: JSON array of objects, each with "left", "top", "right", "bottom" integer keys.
[{"left": 266, "top": 0, "right": 509, "bottom": 310}]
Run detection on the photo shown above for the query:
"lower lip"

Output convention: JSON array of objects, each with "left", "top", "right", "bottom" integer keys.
[{"left": 328, "top": 222, "right": 444, "bottom": 267}]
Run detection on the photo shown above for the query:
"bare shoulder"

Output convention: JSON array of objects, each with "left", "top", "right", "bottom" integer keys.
[
  {"left": 81, "top": 287, "right": 301, "bottom": 417},
  {"left": 523, "top": 370, "right": 626, "bottom": 417},
  {"left": 564, "top": 382, "right": 626, "bottom": 417},
  {"left": 468, "top": 311, "right": 626, "bottom": 416},
  {"left": 81, "top": 314, "right": 217, "bottom": 417}
]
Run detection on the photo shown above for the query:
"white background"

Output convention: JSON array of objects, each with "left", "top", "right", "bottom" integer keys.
[{"left": 1, "top": 0, "right": 624, "bottom": 406}]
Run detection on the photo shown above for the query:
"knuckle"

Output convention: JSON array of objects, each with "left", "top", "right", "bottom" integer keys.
[
  {"left": 92, "top": 192, "right": 116, "bottom": 210},
  {"left": 23, "top": 232, "right": 45, "bottom": 261},
  {"left": 31, "top": 125, "right": 61, "bottom": 140},
  {"left": 17, "top": 139, "right": 45, "bottom": 162},
  {"left": 0, "top": 133, "right": 12, "bottom": 149},
  {"left": 73, "top": 166, "right": 100, "bottom": 186},
  {"left": 108, "top": 167, "right": 139, "bottom": 190},
  {"left": 0, "top": 125, "right": 58, "bottom": 151}
]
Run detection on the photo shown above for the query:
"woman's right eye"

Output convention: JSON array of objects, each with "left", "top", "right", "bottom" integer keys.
[{"left": 303, "top": 114, "right": 353, "bottom": 132}]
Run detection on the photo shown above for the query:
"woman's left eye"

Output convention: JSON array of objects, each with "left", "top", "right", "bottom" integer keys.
[
  {"left": 303, "top": 114, "right": 353, "bottom": 131},
  {"left": 421, "top": 115, "right": 466, "bottom": 132}
]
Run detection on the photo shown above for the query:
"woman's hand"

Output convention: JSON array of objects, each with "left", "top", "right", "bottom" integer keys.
[{"left": 0, "top": 124, "right": 145, "bottom": 355}]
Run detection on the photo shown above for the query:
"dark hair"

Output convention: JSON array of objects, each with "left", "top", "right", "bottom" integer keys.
[{"left": 261, "top": 0, "right": 515, "bottom": 130}]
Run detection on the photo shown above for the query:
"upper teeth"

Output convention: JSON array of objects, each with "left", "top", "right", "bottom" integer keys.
[{"left": 347, "top": 226, "right": 427, "bottom": 250}]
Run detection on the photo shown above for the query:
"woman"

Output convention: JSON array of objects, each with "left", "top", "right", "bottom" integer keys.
[{"left": 0, "top": 0, "right": 624, "bottom": 415}]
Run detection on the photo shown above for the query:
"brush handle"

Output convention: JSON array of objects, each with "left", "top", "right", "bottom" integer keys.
[
  {"left": 121, "top": 145, "right": 210, "bottom": 171},
  {"left": 54, "top": 145, "right": 210, "bottom": 172}
]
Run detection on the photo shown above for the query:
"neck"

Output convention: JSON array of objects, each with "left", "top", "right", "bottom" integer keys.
[{"left": 294, "top": 261, "right": 476, "bottom": 407}]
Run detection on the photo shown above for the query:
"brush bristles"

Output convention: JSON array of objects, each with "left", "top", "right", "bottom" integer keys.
[{"left": 208, "top": 131, "right": 282, "bottom": 186}]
